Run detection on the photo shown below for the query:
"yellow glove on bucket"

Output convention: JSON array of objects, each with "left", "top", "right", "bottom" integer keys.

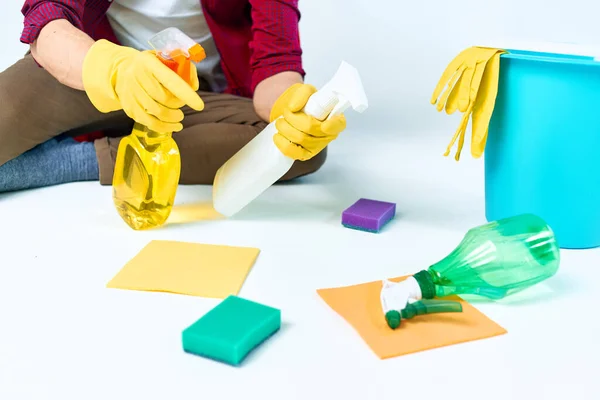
[
  {"left": 431, "top": 47, "right": 506, "bottom": 160},
  {"left": 82, "top": 40, "right": 205, "bottom": 133},
  {"left": 270, "top": 83, "right": 346, "bottom": 161}
]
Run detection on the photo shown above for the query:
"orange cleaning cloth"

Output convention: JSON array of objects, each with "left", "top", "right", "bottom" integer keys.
[{"left": 317, "top": 276, "right": 507, "bottom": 359}]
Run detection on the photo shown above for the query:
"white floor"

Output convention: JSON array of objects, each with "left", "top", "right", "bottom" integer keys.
[{"left": 1, "top": 129, "right": 599, "bottom": 400}]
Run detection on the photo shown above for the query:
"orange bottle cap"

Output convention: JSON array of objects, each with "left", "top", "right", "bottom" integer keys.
[{"left": 188, "top": 43, "right": 206, "bottom": 63}]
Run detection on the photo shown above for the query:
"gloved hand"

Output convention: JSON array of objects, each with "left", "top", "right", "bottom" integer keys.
[
  {"left": 82, "top": 39, "right": 205, "bottom": 133},
  {"left": 270, "top": 83, "right": 346, "bottom": 161},
  {"left": 431, "top": 47, "right": 505, "bottom": 160}
]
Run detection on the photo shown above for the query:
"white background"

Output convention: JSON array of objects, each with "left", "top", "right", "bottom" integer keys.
[{"left": 1, "top": 1, "right": 600, "bottom": 400}]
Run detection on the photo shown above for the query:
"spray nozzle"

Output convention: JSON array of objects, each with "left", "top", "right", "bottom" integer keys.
[
  {"left": 385, "top": 299, "right": 464, "bottom": 329},
  {"left": 148, "top": 27, "right": 205, "bottom": 61},
  {"left": 147, "top": 27, "right": 206, "bottom": 85},
  {"left": 380, "top": 278, "right": 463, "bottom": 329},
  {"left": 303, "top": 61, "right": 368, "bottom": 121}
]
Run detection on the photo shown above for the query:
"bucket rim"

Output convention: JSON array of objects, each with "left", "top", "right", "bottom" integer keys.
[{"left": 502, "top": 50, "right": 600, "bottom": 67}]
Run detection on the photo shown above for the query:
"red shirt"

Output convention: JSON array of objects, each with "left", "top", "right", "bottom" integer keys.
[{"left": 20, "top": 0, "right": 305, "bottom": 98}]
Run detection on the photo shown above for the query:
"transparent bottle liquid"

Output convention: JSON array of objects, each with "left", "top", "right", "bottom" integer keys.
[
  {"left": 112, "top": 123, "right": 181, "bottom": 230},
  {"left": 111, "top": 28, "right": 205, "bottom": 230},
  {"left": 415, "top": 213, "right": 561, "bottom": 300}
]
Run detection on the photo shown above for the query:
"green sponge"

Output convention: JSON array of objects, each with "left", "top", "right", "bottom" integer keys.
[{"left": 182, "top": 295, "right": 281, "bottom": 366}]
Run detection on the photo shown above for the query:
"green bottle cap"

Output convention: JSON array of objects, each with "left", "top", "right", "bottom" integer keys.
[
  {"left": 413, "top": 270, "right": 435, "bottom": 299},
  {"left": 385, "top": 310, "right": 401, "bottom": 329}
]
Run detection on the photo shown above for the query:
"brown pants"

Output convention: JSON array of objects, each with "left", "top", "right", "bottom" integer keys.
[{"left": 0, "top": 54, "right": 326, "bottom": 185}]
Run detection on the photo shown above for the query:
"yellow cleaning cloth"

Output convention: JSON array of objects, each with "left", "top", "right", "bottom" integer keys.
[
  {"left": 107, "top": 240, "right": 260, "bottom": 298},
  {"left": 431, "top": 47, "right": 506, "bottom": 160},
  {"left": 317, "top": 276, "right": 507, "bottom": 359}
]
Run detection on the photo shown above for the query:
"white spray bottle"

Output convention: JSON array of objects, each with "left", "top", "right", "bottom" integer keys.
[{"left": 212, "top": 61, "right": 369, "bottom": 217}]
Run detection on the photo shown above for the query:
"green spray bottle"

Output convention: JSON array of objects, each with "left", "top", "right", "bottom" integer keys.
[{"left": 381, "top": 213, "right": 560, "bottom": 329}]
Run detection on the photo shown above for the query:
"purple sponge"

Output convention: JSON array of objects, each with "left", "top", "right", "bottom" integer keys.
[{"left": 341, "top": 198, "right": 396, "bottom": 233}]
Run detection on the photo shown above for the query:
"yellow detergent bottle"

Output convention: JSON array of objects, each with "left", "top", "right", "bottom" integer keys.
[{"left": 112, "top": 28, "right": 205, "bottom": 230}]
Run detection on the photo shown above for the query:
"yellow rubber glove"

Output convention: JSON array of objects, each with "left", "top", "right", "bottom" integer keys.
[
  {"left": 431, "top": 46, "right": 505, "bottom": 160},
  {"left": 471, "top": 52, "right": 502, "bottom": 158},
  {"left": 82, "top": 39, "right": 205, "bottom": 133},
  {"left": 431, "top": 47, "right": 502, "bottom": 112},
  {"left": 442, "top": 53, "right": 490, "bottom": 160},
  {"left": 270, "top": 83, "right": 346, "bottom": 161}
]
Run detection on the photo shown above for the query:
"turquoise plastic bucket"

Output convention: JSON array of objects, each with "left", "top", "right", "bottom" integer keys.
[{"left": 485, "top": 50, "right": 600, "bottom": 249}]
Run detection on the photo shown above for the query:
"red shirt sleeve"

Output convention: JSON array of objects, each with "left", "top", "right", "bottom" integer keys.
[
  {"left": 248, "top": 0, "right": 305, "bottom": 92},
  {"left": 20, "top": 0, "right": 86, "bottom": 44}
]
